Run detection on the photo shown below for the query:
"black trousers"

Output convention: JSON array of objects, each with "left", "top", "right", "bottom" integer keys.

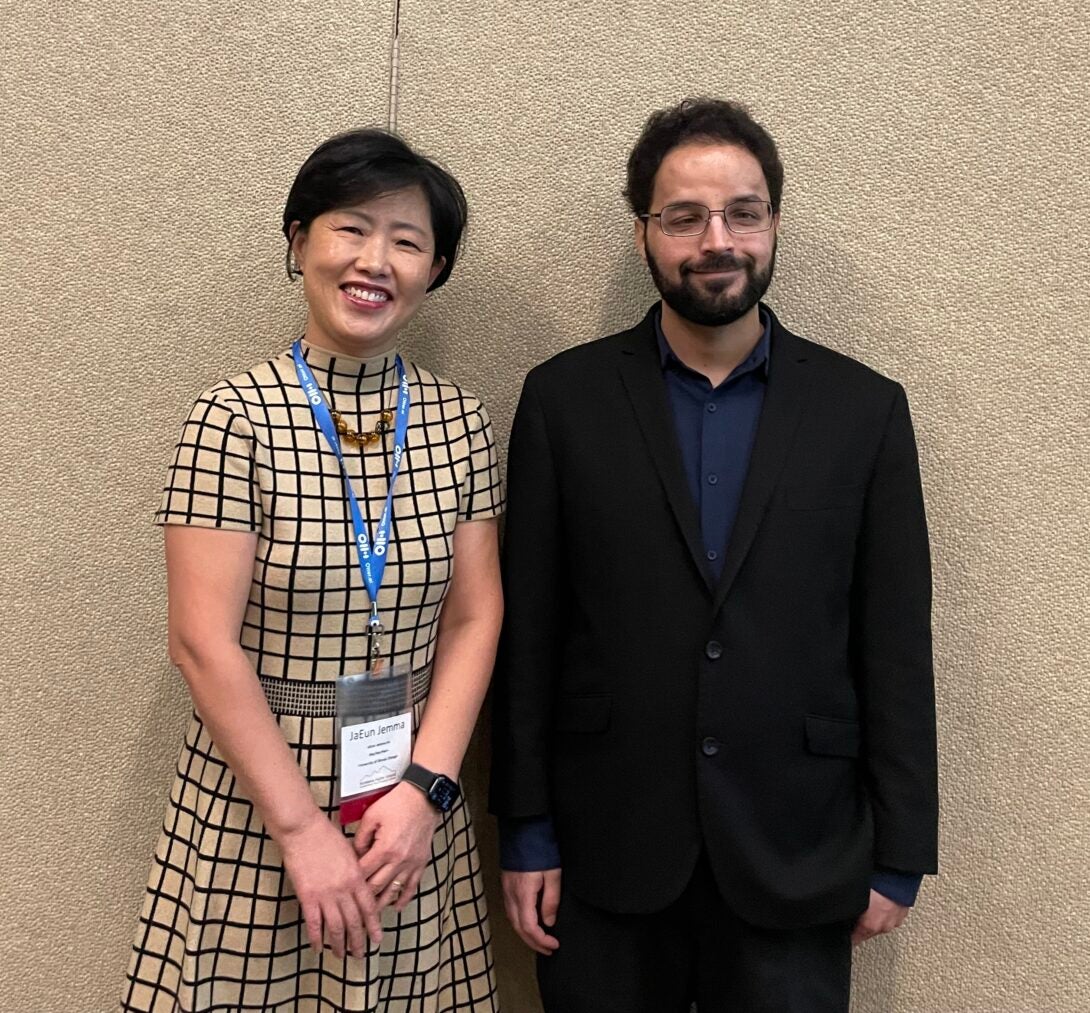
[{"left": 536, "top": 854, "right": 852, "bottom": 1013}]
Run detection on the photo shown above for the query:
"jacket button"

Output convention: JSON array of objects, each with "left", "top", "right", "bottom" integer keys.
[
  {"left": 702, "top": 737, "right": 720, "bottom": 756},
  {"left": 705, "top": 640, "right": 723, "bottom": 660}
]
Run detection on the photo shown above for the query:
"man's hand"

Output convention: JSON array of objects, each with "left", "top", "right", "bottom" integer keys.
[
  {"left": 501, "top": 868, "right": 562, "bottom": 955},
  {"left": 851, "top": 889, "right": 910, "bottom": 946}
]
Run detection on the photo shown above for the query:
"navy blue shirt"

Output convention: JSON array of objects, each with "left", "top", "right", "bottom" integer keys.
[
  {"left": 656, "top": 308, "right": 770, "bottom": 581},
  {"left": 499, "top": 307, "right": 923, "bottom": 908}
]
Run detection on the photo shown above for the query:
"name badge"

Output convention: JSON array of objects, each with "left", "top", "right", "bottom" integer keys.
[
  {"left": 335, "top": 663, "right": 414, "bottom": 825},
  {"left": 339, "top": 711, "right": 412, "bottom": 798}
]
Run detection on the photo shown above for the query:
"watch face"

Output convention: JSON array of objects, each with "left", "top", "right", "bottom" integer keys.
[{"left": 429, "top": 776, "right": 460, "bottom": 813}]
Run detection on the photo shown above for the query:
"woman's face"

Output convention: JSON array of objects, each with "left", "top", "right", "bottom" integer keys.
[{"left": 291, "top": 186, "right": 445, "bottom": 357}]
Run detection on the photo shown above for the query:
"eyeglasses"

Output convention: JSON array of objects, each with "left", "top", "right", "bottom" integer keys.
[{"left": 639, "top": 200, "right": 774, "bottom": 237}]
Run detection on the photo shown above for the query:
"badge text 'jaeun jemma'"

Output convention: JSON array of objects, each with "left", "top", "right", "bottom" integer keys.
[{"left": 347, "top": 718, "right": 408, "bottom": 741}]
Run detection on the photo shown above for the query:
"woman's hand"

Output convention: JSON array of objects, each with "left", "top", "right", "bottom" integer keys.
[
  {"left": 278, "top": 812, "right": 383, "bottom": 959},
  {"left": 354, "top": 782, "right": 442, "bottom": 911}
]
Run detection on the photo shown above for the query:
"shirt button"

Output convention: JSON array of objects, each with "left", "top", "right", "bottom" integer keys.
[
  {"left": 702, "top": 737, "right": 721, "bottom": 756},
  {"left": 707, "top": 474, "right": 719, "bottom": 486},
  {"left": 706, "top": 550, "right": 718, "bottom": 562},
  {"left": 705, "top": 640, "right": 723, "bottom": 660},
  {"left": 706, "top": 403, "right": 717, "bottom": 413}
]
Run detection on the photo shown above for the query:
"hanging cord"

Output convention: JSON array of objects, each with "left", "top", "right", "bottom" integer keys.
[{"left": 387, "top": 0, "right": 402, "bottom": 131}]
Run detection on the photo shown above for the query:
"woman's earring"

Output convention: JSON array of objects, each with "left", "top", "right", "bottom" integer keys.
[{"left": 285, "top": 246, "right": 304, "bottom": 280}]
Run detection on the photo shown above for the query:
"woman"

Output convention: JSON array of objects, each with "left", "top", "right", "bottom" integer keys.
[{"left": 123, "top": 129, "right": 504, "bottom": 1011}]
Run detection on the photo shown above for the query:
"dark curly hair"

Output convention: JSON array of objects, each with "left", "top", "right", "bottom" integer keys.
[
  {"left": 282, "top": 128, "right": 467, "bottom": 291},
  {"left": 624, "top": 98, "right": 784, "bottom": 216}
]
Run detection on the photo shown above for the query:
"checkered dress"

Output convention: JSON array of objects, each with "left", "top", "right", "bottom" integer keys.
[{"left": 122, "top": 341, "right": 504, "bottom": 1012}]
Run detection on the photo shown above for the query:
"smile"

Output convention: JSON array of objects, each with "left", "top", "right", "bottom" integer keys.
[{"left": 343, "top": 285, "right": 391, "bottom": 305}]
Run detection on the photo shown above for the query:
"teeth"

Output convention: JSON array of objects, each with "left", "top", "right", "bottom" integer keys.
[{"left": 345, "top": 286, "right": 389, "bottom": 303}]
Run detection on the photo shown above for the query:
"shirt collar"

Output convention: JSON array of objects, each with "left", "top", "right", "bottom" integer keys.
[{"left": 655, "top": 303, "right": 772, "bottom": 382}]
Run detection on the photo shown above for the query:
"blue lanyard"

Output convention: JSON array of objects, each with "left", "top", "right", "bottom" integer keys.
[{"left": 292, "top": 340, "right": 410, "bottom": 632}]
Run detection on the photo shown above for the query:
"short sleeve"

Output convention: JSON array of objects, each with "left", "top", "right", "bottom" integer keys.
[
  {"left": 155, "top": 394, "right": 264, "bottom": 531},
  {"left": 458, "top": 405, "right": 505, "bottom": 521}
]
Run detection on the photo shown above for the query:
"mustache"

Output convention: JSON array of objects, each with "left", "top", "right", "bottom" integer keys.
[{"left": 684, "top": 254, "right": 750, "bottom": 273}]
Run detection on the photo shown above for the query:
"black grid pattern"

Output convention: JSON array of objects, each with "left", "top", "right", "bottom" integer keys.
[{"left": 123, "top": 342, "right": 503, "bottom": 1012}]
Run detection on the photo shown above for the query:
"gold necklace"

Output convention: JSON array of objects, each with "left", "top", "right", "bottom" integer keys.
[{"left": 330, "top": 398, "right": 394, "bottom": 447}]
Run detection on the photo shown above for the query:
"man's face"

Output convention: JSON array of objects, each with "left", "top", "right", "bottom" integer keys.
[{"left": 636, "top": 142, "right": 779, "bottom": 327}]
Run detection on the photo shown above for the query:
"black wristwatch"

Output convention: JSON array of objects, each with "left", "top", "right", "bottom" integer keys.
[{"left": 402, "top": 763, "right": 460, "bottom": 813}]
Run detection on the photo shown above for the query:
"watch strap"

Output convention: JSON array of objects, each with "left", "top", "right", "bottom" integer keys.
[
  {"left": 402, "top": 762, "right": 438, "bottom": 795},
  {"left": 402, "top": 762, "right": 460, "bottom": 812}
]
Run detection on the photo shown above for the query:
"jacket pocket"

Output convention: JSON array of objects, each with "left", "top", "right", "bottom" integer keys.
[
  {"left": 783, "top": 483, "right": 864, "bottom": 511},
  {"left": 554, "top": 694, "right": 612, "bottom": 734},
  {"left": 805, "top": 714, "right": 861, "bottom": 758}
]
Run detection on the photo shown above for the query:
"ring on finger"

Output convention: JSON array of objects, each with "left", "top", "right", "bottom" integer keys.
[{"left": 390, "top": 879, "right": 405, "bottom": 894}]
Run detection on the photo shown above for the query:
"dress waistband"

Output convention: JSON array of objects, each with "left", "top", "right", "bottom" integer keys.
[{"left": 257, "top": 666, "right": 432, "bottom": 719}]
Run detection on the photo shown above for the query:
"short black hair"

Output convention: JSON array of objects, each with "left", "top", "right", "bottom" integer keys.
[
  {"left": 282, "top": 128, "right": 467, "bottom": 290},
  {"left": 624, "top": 98, "right": 784, "bottom": 216}
]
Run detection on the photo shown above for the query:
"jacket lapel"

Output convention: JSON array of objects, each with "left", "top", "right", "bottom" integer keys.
[
  {"left": 711, "top": 315, "right": 812, "bottom": 614},
  {"left": 618, "top": 311, "right": 715, "bottom": 593}
]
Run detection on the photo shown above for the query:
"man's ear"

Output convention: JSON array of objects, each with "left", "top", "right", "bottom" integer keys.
[{"left": 634, "top": 217, "right": 648, "bottom": 265}]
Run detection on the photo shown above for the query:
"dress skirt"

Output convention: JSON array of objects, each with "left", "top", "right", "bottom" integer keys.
[{"left": 122, "top": 692, "right": 498, "bottom": 1012}]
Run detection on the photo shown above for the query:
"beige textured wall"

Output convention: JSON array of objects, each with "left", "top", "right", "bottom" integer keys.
[{"left": 2, "top": 1, "right": 1088, "bottom": 1011}]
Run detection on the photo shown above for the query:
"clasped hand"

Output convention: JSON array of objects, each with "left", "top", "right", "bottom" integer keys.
[
  {"left": 354, "top": 781, "right": 442, "bottom": 913},
  {"left": 279, "top": 783, "right": 440, "bottom": 959}
]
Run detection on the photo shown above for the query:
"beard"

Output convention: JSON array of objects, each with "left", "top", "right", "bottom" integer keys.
[{"left": 646, "top": 242, "right": 776, "bottom": 327}]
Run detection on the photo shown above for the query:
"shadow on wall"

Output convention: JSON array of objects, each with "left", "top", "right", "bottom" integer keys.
[
  {"left": 771, "top": 217, "right": 946, "bottom": 378},
  {"left": 852, "top": 932, "right": 900, "bottom": 1013},
  {"left": 597, "top": 236, "right": 660, "bottom": 339}
]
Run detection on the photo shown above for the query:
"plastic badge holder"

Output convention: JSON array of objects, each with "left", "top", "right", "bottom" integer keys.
[{"left": 335, "top": 664, "right": 413, "bottom": 826}]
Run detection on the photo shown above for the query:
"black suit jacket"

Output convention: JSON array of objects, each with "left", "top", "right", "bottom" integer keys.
[{"left": 489, "top": 305, "right": 938, "bottom": 929}]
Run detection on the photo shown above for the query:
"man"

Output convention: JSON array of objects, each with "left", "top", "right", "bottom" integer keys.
[{"left": 489, "top": 98, "right": 938, "bottom": 1012}]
